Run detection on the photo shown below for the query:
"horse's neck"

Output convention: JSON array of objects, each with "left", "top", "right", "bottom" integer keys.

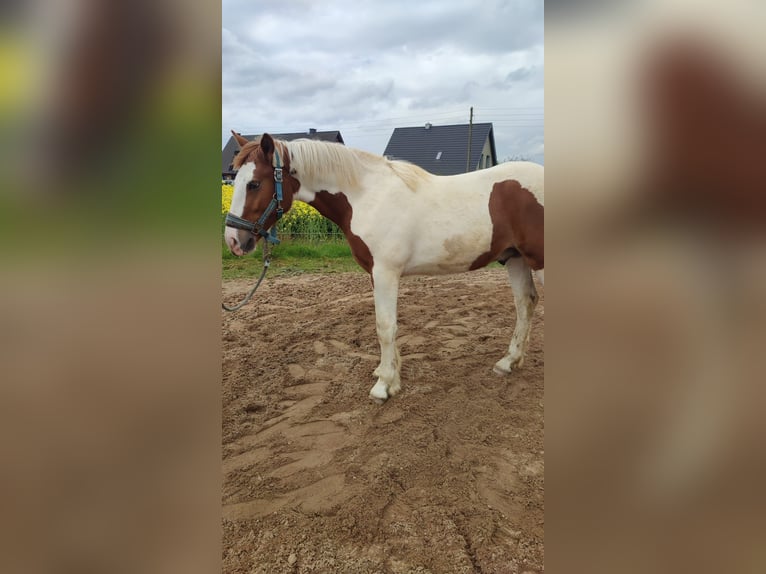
[{"left": 292, "top": 163, "right": 365, "bottom": 230}]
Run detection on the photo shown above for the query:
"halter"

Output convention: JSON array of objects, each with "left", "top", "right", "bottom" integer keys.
[{"left": 224, "top": 148, "right": 285, "bottom": 245}]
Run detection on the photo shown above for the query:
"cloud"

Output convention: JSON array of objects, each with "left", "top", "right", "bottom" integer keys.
[
  {"left": 222, "top": 0, "right": 543, "bottom": 162},
  {"left": 506, "top": 66, "right": 537, "bottom": 83}
]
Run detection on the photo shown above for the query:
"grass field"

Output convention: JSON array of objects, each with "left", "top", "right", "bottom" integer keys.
[{"left": 222, "top": 237, "right": 362, "bottom": 279}]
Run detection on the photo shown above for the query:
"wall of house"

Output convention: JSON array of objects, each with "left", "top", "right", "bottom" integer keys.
[{"left": 477, "top": 138, "right": 494, "bottom": 170}]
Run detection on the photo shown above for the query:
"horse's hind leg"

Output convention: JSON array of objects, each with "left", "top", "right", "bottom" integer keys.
[
  {"left": 369, "top": 267, "right": 401, "bottom": 403},
  {"left": 494, "top": 256, "right": 539, "bottom": 375}
]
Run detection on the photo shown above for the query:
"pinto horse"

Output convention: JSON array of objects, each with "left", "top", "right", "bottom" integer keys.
[{"left": 224, "top": 132, "right": 544, "bottom": 402}]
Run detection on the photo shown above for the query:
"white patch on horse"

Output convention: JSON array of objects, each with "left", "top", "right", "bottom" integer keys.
[
  {"left": 230, "top": 161, "right": 254, "bottom": 216},
  {"left": 294, "top": 187, "right": 316, "bottom": 204},
  {"left": 224, "top": 162, "right": 255, "bottom": 251}
]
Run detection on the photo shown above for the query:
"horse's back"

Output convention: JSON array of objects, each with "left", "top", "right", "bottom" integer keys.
[{"left": 429, "top": 161, "right": 544, "bottom": 206}]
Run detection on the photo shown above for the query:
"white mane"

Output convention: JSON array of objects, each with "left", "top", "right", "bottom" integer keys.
[{"left": 282, "top": 138, "right": 429, "bottom": 192}]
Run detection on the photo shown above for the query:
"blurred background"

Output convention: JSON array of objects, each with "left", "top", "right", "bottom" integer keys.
[
  {"left": 546, "top": 0, "right": 766, "bottom": 572},
  {"left": 0, "top": 1, "right": 221, "bottom": 573}
]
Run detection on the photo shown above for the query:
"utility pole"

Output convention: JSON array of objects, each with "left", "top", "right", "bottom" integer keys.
[{"left": 466, "top": 106, "right": 474, "bottom": 172}]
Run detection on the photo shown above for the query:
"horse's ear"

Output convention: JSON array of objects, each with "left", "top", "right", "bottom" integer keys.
[
  {"left": 231, "top": 130, "right": 249, "bottom": 147},
  {"left": 260, "top": 133, "right": 275, "bottom": 156}
]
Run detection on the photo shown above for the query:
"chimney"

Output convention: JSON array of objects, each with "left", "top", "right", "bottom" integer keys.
[
  {"left": 425, "top": 122, "right": 432, "bottom": 130},
  {"left": 308, "top": 128, "right": 317, "bottom": 135}
]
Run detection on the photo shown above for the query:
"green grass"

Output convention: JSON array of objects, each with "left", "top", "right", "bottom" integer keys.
[{"left": 222, "top": 237, "right": 363, "bottom": 279}]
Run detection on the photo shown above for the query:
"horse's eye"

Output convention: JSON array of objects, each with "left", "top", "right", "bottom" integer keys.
[{"left": 247, "top": 181, "right": 261, "bottom": 191}]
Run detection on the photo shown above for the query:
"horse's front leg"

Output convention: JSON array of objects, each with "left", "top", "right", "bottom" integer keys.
[{"left": 369, "top": 267, "right": 401, "bottom": 403}]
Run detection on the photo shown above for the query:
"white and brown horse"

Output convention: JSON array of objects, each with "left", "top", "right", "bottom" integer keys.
[{"left": 224, "top": 132, "right": 544, "bottom": 402}]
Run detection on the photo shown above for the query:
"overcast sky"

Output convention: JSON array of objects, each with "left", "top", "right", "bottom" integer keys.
[{"left": 222, "top": 0, "right": 543, "bottom": 164}]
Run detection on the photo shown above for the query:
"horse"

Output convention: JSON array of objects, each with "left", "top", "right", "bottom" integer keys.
[{"left": 224, "top": 132, "right": 544, "bottom": 403}]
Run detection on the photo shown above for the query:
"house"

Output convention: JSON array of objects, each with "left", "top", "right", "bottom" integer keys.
[
  {"left": 383, "top": 122, "right": 497, "bottom": 176},
  {"left": 222, "top": 128, "right": 345, "bottom": 181}
]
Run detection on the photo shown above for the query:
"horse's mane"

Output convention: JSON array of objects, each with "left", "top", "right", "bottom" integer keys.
[
  {"left": 232, "top": 141, "right": 260, "bottom": 169},
  {"left": 386, "top": 157, "right": 431, "bottom": 192},
  {"left": 286, "top": 138, "right": 429, "bottom": 192},
  {"left": 231, "top": 137, "right": 430, "bottom": 191}
]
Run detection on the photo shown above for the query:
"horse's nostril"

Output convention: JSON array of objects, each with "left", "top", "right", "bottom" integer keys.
[{"left": 243, "top": 237, "right": 256, "bottom": 252}]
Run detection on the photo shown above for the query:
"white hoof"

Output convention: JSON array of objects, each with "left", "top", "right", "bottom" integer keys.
[
  {"left": 494, "top": 356, "right": 523, "bottom": 376},
  {"left": 493, "top": 364, "right": 511, "bottom": 376},
  {"left": 494, "top": 357, "right": 512, "bottom": 376},
  {"left": 369, "top": 380, "right": 389, "bottom": 403}
]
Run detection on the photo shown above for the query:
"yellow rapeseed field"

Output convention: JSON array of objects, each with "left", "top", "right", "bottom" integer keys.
[{"left": 221, "top": 184, "right": 233, "bottom": 215}]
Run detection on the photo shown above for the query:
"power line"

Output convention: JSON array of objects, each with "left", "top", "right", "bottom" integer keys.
[
  {"left": 233, "top": 106, "right": 544, "bottom": 138},
  {"left": 479, "top": 106, "right": 544, "bottom": 110}
]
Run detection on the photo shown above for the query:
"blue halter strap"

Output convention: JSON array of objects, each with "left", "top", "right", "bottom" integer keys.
[{"left": 224, "top": 148, "right": 285, "bottom": 245}]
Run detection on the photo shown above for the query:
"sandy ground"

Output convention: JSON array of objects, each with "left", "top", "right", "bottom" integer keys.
[{"left": 222, "top": 268, "right": 544, "bottom": 573}]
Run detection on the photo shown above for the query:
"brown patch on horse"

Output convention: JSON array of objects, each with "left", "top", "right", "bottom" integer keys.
[
  {"left": 470, "top": 180, "right": 544, "bottom": 271},
  {"left": 309, "top": 191, "right": 374, "bottom": 273}
]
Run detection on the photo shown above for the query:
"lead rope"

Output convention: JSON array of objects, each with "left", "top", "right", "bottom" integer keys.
[{"left": 221, "top": 240, "right": 272, "bottom": 312}]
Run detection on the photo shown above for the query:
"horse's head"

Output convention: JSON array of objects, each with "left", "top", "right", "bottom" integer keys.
[{"left": 224, "top": 132, "right": 297, "bottom": 256}]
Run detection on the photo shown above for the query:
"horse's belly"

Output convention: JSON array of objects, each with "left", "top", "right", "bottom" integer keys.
[
  {"left": 402, "top": 260, "right": 477, "bottom": 276},
  {"left": 402, "top": 227, "right": 492, "bottom": 276}
]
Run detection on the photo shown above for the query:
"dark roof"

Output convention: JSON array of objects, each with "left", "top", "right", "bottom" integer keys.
[
  {"left": 222, "top": 130, "right": 344, "bottom": 177},
  {"left": 383, "top": 123, "right": 497, "bottom": 176}
]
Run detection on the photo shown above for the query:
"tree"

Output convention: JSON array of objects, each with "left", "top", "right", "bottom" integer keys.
[{"left": 500, "top": 154, "right": 531, "bottom": 162}]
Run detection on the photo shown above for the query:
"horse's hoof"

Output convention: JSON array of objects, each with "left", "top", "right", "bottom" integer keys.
[
  {"left": 493, "top": 358, "right": 512, "bottom": 376},
  {"left": 370, "top": 394, "right": 387, "bottom": 405},
  {"left": 494, "top": 356, "right": 523, "bottom": 376},
  {"left": 369, "top": 381, "right": 389, "bottom": 403},
  {"left": 387, "top": 382, "right": 401, "bottom": 396}
]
